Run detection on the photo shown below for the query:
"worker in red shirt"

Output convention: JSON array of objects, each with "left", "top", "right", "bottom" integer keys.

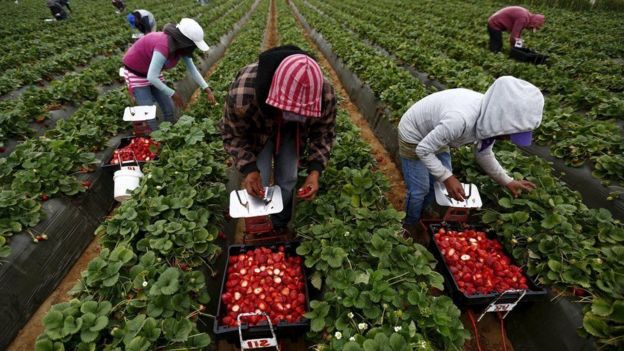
[{"left": 487, "top": 6, "right": 545, "bottom": 52}]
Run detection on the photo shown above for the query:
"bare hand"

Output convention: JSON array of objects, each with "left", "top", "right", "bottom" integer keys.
[
  {"left": 244, "top": 171, "right": 265, "bottom": 198},
  {"left": 204, "top": 87, "right": 216, "bottom": 105},
  {"left": 443, "top": 175, "right": 466, "bottom": 202},
  {"left": 297, "top": 171, "right": 320, "bottom": 200},
  {"left": 171, "top": 92, "right": 184, "bottom": 108},
  {"left": 505, "top": 180, "right": 537, "bottom": 198}
]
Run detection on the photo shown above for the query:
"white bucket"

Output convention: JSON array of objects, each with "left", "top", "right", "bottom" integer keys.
[{"left": 113, "top": 167, "right": 143, "bottom": 202}]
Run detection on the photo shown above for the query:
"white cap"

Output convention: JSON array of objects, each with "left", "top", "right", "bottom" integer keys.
[{"left": 177, "top": 18, "right": 209, "bottom": 52}]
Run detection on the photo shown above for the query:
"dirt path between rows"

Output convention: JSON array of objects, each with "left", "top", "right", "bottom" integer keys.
[{"left": 289, "top": 5, "right": 513, "bottom": 351}]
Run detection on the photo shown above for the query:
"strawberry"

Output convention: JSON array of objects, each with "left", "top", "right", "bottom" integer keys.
[
  {"left": 434, "top": 228, "right": 530, "bottom": 296},
  {"left": 40, "top": 194, "right": 49, "bottom": 201},
  {"left": 220, "top": 247, "right": 307, "bottom": 327},
  {"left": 82, "top": 180, "right": 92, "bottom": 188}
]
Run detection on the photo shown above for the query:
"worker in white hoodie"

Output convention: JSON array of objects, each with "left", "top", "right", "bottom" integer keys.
[{"left": 398, "top": 76, "right": 544, "bottom": 237}]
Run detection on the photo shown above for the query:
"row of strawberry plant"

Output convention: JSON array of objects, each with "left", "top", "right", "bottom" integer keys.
[
  {"left": 454, "top": 144, "right": 624, "bottom": 350},
  {"left": 0, "top": 0, "right": 203, "bottom": 94},
  {"left": 0, "top": 0, "right": 255, "bottom": 260},
  {"left": 304, "top": 0, "right": 624, "bottom": 181},
  {"left": 0, "top": 0, "right": 243, "bottom": 146},
  {"left": 277, "top": 2, "right": 469, "bottom": 349},
  {"left": 34, "top": 1, "right": 269, "bottom": 349},
  {"left": 292, "top": 1, "right": 624, "bottom": 348}
]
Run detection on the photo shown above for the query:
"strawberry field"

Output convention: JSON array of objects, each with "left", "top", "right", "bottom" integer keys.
[{"left": 1, "top": 0, "right": 623, "bottom": 350}]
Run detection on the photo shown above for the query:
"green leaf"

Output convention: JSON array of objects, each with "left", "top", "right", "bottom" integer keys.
[
  {"left": 354, "top": 271, "right": 370, "bottom": 285},
  {"left": 126, "top": 336, "right": 151, "bottom": 351},
  {"left": 162, "top": 318, "right": 192, "bottom": 342},
  {"left": 343, "top": 341, "right": 363, "bottom": 351},
  {"left": 498, "top": 197, "right": 513, "bottom": 208},
  {"left": 311, "top": 317, "right": 325, "bottom": 332},
  {"left": 186, "top": 333, "right": 211, "bottom": 348},
  {"left": 151, "top": 268, "right": 180, "bottom": 296},
  {"left": 591, "top": 298, "right": 613, "bottom": 317},
  {"left": 583, "top": 314, "right": 609, "bottom": 338},
  {"left": 90, "top": 316, "right": 108, "bottom": 332},
  {"left": 481, "top": 210, "right": 498, "bottom": 223},
  {"left": 311, "top": 271, "right": 323, "bottom": 290},
  {"left": 389, "top": 333, "right": 408, "bottom": 350},
  {"left": 62, "top": 316, "right": 83, "bottom": 336},
  {"left": 541, "top": 213, "right": 562, "bottom": 229},
  {"left": 547, "top": 259, "right": 563, "bottom": 272},
  {"left": 610, "top": 300, "right": 624, "bottom": 323},
  {"left": 321, "top": 246, "right": 347, "bottom": 268},
  {"left": 512, "top": 211, "right": 529, "bottom": 223}
]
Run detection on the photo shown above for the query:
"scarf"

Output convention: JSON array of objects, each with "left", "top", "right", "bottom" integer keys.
[
  {"left": 255, "top": 45, "right": 313, "bottom": 117},
  {"left": 163, "top": 23, "right": 196, "bottom": 55}
]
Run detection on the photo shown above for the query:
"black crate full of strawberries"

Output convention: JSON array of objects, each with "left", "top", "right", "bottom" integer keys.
[
  {"left": 214, "top": 242, "right": 310, "bottom": 343},
  {"left": 429, "top": 223, "right": 546, "bottom": 306},
  {"left": 102, "top": 136, "right": 160, "bottom": 171}
]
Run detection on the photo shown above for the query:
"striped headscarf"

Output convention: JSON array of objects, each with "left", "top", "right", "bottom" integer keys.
[{"left": 265, "top": 54, "right": 323, "bottom": 118}]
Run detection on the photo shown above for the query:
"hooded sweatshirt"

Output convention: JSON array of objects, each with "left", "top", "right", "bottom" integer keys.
[
  {"left": 133, "top": 10, "right": 156, "bottom": 34},
  {"left": 398, "top": 76, "right": 544, "bottom": 185},
  {"left": 488, "top": 6, "right": 545, "bottom": 45}
]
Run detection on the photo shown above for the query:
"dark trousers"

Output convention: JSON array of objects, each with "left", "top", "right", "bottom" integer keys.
[
  {"left": 487, "top": 25, "right": 503, "bottom": 53},
  {"left": 257, "top": 124, "right": 299, "bottom": 228}
]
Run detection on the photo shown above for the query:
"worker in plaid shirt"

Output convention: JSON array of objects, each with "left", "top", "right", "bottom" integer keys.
[{"left": 221, "top": 45, "right": 337, "bottom": 233}]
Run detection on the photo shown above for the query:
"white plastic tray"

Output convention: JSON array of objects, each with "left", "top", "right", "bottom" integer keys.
[
  {"left": 434, "top": 182, "right": 482, "bottom": 208},
  {"left": 229, "top": 186, "right": 283, "bottom": 218},
  {"left": 123, "top": 105, "right": 156, "bottom": 121}
]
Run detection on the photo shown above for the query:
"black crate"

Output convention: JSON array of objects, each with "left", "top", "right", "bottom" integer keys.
[
  {"left": 428, "top": 223, "right": 546, "bottom": 307},
  {"left": 101, "top": 137, "right": 157, "bottom": 172},
  {"left": 214, "top": 242, "right": 311, "bottom": 345},
  {"left": 509, "top": 47, "right": 549, "bottom": 65}
]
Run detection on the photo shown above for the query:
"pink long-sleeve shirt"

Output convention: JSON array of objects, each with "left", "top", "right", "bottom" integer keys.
[{"left": 488, "top": 6, "right": 545, "bottom": 45}]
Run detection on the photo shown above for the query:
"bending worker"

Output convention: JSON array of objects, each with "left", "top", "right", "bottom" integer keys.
[
  {"left": 398, "top": 76, "right": 544, "bottom": 239},
  {"left": 122, "top": 18, "right": 215, "bottom": 131},
  {"left": 46, "top": 0, "right": 71, "bottom": 20},
  {"left": 487, "top": 6, "right": 545, "bottom": 52},
  {"left": 221, "top": 45, "right": 337, "bottom": 235},
  {"left": 127, "top": 9, "right": 156, "bottom": 35}
]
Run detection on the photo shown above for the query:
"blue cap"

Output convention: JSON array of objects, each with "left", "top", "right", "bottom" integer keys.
[
  {"left": 127, "top": 13, "right": 136, "bottom": 27},
  {"left": 510, "top": 131, "right": 533, "bottom": 146}
]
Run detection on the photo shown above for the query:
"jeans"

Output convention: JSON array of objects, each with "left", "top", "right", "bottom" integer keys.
[
  {"left": 256, "top": 124, "right": 299, "bottom": 228},
  {"left": 132, "top": 85, "right": 175, "bottom": 131},
  {"left": 401, "top": 152, "right": 452, "bottom": 225},
  {"left": 488, "top": 25, "right": 503, "bottom": 53}
]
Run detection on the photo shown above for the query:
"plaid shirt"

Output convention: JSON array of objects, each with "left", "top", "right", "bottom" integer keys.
[{"left": 220, "top": 63, "right": 337, "bottom": 175}]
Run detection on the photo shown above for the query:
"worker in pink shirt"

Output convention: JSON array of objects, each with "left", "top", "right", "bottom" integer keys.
[{"left": 487, "top": 6, "right": 545, "bottom": 52}]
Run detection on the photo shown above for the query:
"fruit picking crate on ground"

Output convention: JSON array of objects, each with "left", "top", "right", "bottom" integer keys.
[
  {"left": 421, "top": 183, "right": 546, "bottom": 318},
  {"left": 101, "top": 136, "right": 160, "bottom": 172},
  {"left": 214, "top": 242, "right": 311, "bottom": 349},
  {"left": 429, "top": 223, "right": 546, "bottom": 315}
]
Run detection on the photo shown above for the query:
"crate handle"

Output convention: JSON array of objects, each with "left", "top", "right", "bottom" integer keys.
[
  {"left": 478, "top": 289, "right": 527, "bottom": 322},
  {"left": 237, "top": 312, "right": 280, "bottom": 350}
]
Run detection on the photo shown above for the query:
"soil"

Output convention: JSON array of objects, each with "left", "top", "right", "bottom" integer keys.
[
  {"left": 7, "top": 238, "right": 102, "bottom": 351},
  {"left": 262, "top": 0, "right": 280, "bottom": 51}
]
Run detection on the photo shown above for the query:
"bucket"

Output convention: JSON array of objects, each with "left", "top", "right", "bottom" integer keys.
[
  {"left": 113, "top": 167, "right": 143, "bottom": 202},
  {"left": 112, "top": 151, "right": 143, "bottom": 202}
]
